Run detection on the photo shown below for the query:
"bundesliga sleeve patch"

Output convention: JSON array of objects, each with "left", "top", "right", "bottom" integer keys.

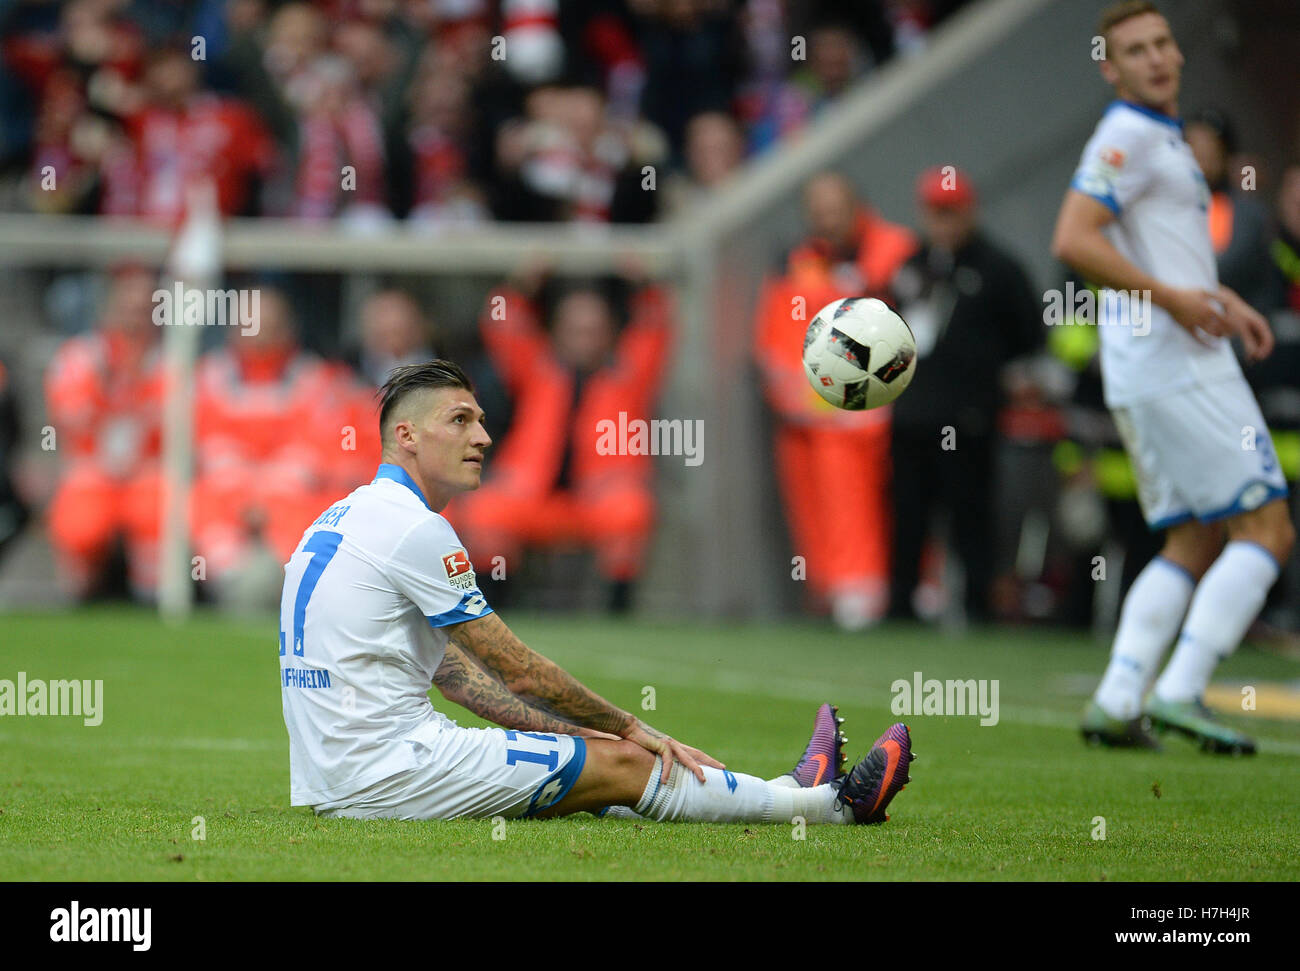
[
  {"left": 442, "top": 549, "right": 477, "bottom": 591},
  {"left": 1071, "top": 142, "right": 1127, "bottom": 213}
]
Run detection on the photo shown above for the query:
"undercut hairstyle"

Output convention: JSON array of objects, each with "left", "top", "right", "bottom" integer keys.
[
  {"left": 1098, "top": 1, "right": 1162, "bottom": 43},
  {"left": 377, "top": 360, "right": 475, "bottom": 442}
]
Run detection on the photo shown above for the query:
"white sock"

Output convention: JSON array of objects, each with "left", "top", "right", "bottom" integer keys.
[
  {"left": 1153, "top": 541, "right": 1280, "bottom": 703},
  {"left": 602, "top": 772, "right": 800, "bottom": 819},
  {"left": 1095, "top": 556, "right": 1195, "bottom": 719},
  {"left": 633, "top": 757, "right": 851, "bottom": 824}
]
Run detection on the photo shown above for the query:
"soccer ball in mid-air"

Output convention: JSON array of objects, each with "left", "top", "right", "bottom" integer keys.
[{"left": 802, "top": 297, "right": 917, "bottom": 410}]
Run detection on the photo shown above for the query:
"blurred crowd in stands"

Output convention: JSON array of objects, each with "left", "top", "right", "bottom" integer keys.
[
  {"left": 1, "top": 1, "right": 1297, "bottom": 636},
  {"left": 0, "top": 0, "right": 970, "bottom": 224}
]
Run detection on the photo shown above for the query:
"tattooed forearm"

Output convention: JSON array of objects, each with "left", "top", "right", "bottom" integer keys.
[
  {"left": 636, "top": 719, "right": 666, "bottom": 739},
  {"left": 447, "top": 613, "right": 635, "bottom": 737},
  {"left": 433, "top": 642, "right": 584, "bottom": 735}
]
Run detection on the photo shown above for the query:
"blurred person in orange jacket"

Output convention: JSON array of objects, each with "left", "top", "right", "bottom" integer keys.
[
  {"left": 45, "top": 265, "right": 165, "bottom": 600},
  {"left": 450, "top": 267, "right": 672, "bottom": 612},
  {"left": 755, "top": 172, "right": 917, "bottom": 629},
  {"left": 191, "top": 287, "right": 348, "bottom": 604}
]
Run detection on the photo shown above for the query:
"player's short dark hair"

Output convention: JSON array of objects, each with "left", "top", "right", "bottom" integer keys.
[
  {"left": 1098, "top": 1, "right": 1162, "bottom": 42},
  {"left": 377, "top": 360, "right": 474, "bottom": 437}
]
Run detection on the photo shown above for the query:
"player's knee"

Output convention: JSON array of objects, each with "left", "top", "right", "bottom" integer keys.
[
  {"left": 1229, "top": 501, "right": 1295, "bottom": 564},
  {"left": 1159, "top": 541, "right": 1215, "bottom": 580},
  {"left": 599, "top": 739, "right": 655, "bottom": 782},
  {"left": 1262, "top": 512, "right": 1295, "bottom": 563}
]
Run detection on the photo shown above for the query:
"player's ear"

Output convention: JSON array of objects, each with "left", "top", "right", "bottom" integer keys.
[{"left": 393, "top": 419, "right": 417, "bottom": 453}]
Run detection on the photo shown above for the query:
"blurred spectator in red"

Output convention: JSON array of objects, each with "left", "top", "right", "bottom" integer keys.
[
  {"left": 663, "top": 110, "right": 745, "bottom": 214},
  {"left": 191, "top": 287, "right": 347, "bottom": 603},
  {"left": 755, "top": 172, "right": 916, "bottom": 629},
  {"left": 887, "top": 166, "right": 1043, "bottom": 623},
  {"left": 558, "top": 0, "right": 645, "bottom": 122},
  {"left": 5, "top": 0, "right": 145, "bottom": 104},
  {"left": 293, "top": 54, "right": 390, "bottom": 224},
  {"left": 1185, "top": 109, "right": 1275, "bottom": 312},
  {"left": 27, "top": 67, "right": 107, "bottom": 213},
  {"left": 11, "top": 0, "right": 145, "bottom": 213},
  {"left": 403, "top": 54, "right": 490, "bottom": 227},
  {"left": 450, "top": 267, "right": 672, "bottom": 612},
  {"left": 491, "top": 81, "right": 659, "bottom": 223},
  {"left": 108, "top": 45, "right": 277, "bottom": 222},
  {"left": 499, "top": 0, "right": 565, "bottom": 87},
  {"left": 44, "top": 265, "right": 164, "bottom": 600}
]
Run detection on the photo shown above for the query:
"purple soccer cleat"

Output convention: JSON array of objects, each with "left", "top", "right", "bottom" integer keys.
[
  {"left": 834, "top": 722, "right": 915, "bottom": 824},
  {"left": 788, "top": 703, "right": 848, "bottom": 788}
]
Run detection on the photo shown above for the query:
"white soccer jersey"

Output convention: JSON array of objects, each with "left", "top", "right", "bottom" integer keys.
[
  {"left": 1070, "top": 100, "right": 1242, "bottom": 406},
  {"left": 279, "top": 463, "right": 494, "bottom": 807}
]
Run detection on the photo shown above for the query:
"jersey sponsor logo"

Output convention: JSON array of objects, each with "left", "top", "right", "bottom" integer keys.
[
  {"left": 1100, "top": 146, "right": 1126, "bottom": 169},
  {"left": 442, "top": 549, "right": 477, "bottom": 591},
  {"left": 282, "top": 666, "right": 332, "bottom": 689}
]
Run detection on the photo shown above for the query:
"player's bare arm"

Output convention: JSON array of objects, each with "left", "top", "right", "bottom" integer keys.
[
  {"left": 432, "top": 641, "right": 620, "bottom": 740},
  {"left": 1053, "top": 190, "right": 1273, "bottom": 358},
  {"left": 447, "top": 611, "right": 724, "bottom": 782},
  {"left": 1051, "top": 190, "right": 1226, "bottom": 340}
]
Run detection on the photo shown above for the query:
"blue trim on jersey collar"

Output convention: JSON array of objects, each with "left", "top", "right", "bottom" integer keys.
[
  {"left": 1108, "top": 99, "right": 1183, "bottom": 131},
  {"left": 373, "top": 463, "right": 431, "bottom": 510}
]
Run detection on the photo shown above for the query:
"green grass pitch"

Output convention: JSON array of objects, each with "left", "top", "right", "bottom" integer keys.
[{"left": 1, "top": 607, "right": 1297, "bottom": 881}]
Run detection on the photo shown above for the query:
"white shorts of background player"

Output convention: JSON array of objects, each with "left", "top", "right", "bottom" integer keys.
[{"left": 1111, "top": 375, "right": 1289, "bottom": 531}]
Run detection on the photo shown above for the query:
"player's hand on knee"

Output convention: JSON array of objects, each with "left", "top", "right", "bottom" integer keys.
[
  {"left": 676, "top": 741, "right": 725, "bottom": 774},
  {"left": 625, "top": 722, "right": 723, "bottom": 784}
]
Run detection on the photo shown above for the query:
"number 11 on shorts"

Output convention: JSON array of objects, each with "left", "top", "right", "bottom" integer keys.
[{"left": 504, "top": 731, "right": 560, "bottom": 772}]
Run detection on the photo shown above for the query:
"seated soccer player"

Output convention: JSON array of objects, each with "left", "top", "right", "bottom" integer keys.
[{"left": 279, "top": 361, "right": 916, "bottom": 823}]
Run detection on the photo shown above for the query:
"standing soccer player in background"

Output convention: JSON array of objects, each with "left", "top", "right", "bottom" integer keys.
[{"left": 1052, "top": 1, "right": 1294, "bottom": 753}]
